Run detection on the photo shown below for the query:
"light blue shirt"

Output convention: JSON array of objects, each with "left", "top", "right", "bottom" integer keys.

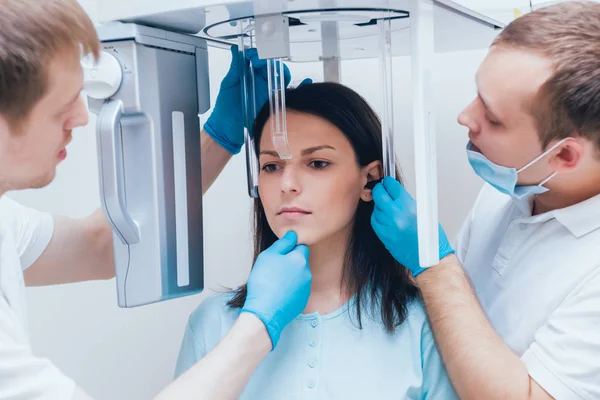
[{"left": 175, "top": 292, "right": 457, "bottom": 399}]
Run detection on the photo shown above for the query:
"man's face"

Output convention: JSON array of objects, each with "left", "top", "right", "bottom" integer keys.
[
  {"left": 458, "top": 46, "right": 559, "bottom": 185},
  {"left": 0, "top": 50, "right": 89, "bottom": 192}
]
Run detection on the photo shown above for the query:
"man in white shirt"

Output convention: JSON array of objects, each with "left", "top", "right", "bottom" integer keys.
[
  {"left": 372, "top": 1, "right": 600, "bottom": 399},
  {"left": 0, "top": 1, "right": 312, "bottom": 399}
]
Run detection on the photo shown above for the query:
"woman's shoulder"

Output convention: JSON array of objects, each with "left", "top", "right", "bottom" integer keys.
[
  {"left": 174, "top": 291, "right": 240, "bottom": 378},
  {"left": 402, "top": 297, "right": 435, "bottom": 339},
  {"left": 405, "top": 297, "right": 428, "bottom": 322},
  {"left": 187, "top": 291, "right": 240, "bottom": 335},
  {"left": 403, "top": 300, "right": 459, "bottom": 398},
  {"left": 361, "top": 291, "right": 429, "bottom": 336},
  {"left": 403, "top": 298, "right": 440, "bottom": 353}
]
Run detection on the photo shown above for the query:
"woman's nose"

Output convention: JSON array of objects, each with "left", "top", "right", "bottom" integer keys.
[{"left": 280, "top": 165, "right": 302, "bottom": 194}]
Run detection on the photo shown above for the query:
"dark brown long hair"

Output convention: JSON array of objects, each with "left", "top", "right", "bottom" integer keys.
[{"left": 227, "top": 82, "right": 418, "bottom": 333}]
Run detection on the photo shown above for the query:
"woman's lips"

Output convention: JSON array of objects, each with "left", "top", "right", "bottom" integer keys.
[{"left": 278, "top": 207, "right": 312, "bottom": 219}]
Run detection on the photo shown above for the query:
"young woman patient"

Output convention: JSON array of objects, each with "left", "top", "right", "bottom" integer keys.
[{"left": 175, "top": 82, "right": 457, "bottom": 399}]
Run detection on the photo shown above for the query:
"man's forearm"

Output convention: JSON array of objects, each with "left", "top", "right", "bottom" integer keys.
[
  {"left": 417, "top": 255, "right": 533, "bottom": 400},
  {"left": 155, "top": 313, "right": 270, "bottom": 400},
  {"left": 200, "top": 130, "right": 233, "bottom": 194}
]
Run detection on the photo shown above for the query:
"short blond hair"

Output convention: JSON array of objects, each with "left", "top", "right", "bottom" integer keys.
[
  {"left": 493, "top": 1, "right": 600, "bottom": 153},
  {"left": 0, "top": 0, "right": 100, "bottom": 128}
]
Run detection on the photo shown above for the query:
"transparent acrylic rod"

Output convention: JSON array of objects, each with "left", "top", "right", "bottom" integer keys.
[
  {"left": 378, "top": 13, "right": 395, "bottom": 179},
  {"left": 238, "top": 22, "right": 259, "bottom": 198},
  {"left": 267, "top": 58, "right": 292, "bottom": 159}
]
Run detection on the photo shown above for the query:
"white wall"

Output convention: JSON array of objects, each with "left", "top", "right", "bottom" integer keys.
[
  {"left": 8, "top": 1, "right": 489, "bottom": 399},
  {"left": 456, "top": 0, "right": 531, "bottom": 24}
]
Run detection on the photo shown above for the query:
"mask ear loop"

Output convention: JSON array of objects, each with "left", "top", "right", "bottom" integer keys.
[
  {"left": 537, "top": 171, "right": 558, "bottom": 187},
  {"left": 516, "top": 137, "right": 573, "bottom": 174}
]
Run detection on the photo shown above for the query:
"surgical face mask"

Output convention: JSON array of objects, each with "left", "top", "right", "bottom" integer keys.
[{"left": 466, "top": 138, "right": 572, "bottom": 199}]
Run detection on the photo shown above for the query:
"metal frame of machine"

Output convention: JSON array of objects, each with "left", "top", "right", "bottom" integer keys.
[{"left": 85, "top": 0, "right": 505, "bottom": 307}]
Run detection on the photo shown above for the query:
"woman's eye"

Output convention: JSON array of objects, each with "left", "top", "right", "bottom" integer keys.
[
  {"left": 261, "top": 163, "right": 280, "bottom": 173},
  {"left": 310, "top": 160, "right": 330, "bottom": 169}
]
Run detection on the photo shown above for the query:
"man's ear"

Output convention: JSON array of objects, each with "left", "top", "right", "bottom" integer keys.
[
  {"left": 549, "top": 137, "right": 585, "bottom": 173},
  {"left": 361, "top": 160, "right": 383, "bottom": 202}
]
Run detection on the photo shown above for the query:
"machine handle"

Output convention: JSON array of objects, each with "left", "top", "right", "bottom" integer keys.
[{"left": 97, "top": 99, "right": 140, "bottom": 244}]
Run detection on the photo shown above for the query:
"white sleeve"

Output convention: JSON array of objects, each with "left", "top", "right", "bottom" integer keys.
[
  {"left": 0, "top": 295, "right": 77, "bottom": 400},
  {"left": 0, "top": 196, "right": 54, "bottom": 270},
  {"left": 521, "top": 268, "right": 600, "bottom": 400}
]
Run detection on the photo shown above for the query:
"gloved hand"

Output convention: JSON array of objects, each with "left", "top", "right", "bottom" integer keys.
[
  {"left": 204, "top": 45, "right": 312, "bottom": 154},
  {"left": 371, "top": 177, "right": 455, "bottom": 277},
  {"left": 241, "top": 231, "right": 312, "bottom": 349}
]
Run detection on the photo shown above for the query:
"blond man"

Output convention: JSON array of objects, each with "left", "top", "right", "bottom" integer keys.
[{"left": 0, "top": 1, "right": 312, "bottom": 399}]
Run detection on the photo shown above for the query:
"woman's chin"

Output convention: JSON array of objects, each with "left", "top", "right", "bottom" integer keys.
[{"left": 275, "top": 226, "right": 320, "bottom": 246}]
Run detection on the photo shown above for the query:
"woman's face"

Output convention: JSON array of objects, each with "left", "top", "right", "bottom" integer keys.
[{"left": 258, "top": 111, "right": 380, "bottom": 246}]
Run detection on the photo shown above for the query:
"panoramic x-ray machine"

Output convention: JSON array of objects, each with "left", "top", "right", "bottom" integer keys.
[{"left": 82, "top": 0, "right": 504, "bottom": 307}]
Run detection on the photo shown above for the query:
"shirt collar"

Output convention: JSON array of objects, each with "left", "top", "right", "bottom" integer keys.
[
  {"left": 511, "top": 192, "right": 600, "bottom": 237},
  {"left": 553, "top": 193, "right": 600, "bottom": 238}
]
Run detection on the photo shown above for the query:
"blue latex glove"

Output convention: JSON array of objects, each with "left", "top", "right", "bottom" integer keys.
[
  {"left": 241, "top": 231, "right": 312, "bottom": 349},
  {"left": 371, "top": 177, "right": 455, "bottom": 277},
  {"left": 204, "top": 45, "right": 312, "bottom": 154}
]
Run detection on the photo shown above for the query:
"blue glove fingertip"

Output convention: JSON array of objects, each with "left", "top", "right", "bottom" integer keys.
[
  {"left": 382, "top": 176, "right": 396, "bottom": 184},
  {"left": 282, "top": 230, "right": 297, "bottom": 242},
  {"left": 382, "top": 176, "right": 403, "bottom": 200},
  {"left": 247, "top": 47, "right": 266, "bottom": 68},
  {"left": 371, "top": 182, "right": 384, "bottom": 200},
  {"left": 372, "top": 183, "right": 394, "bottom": 209},
  {"left": 220, "top": 45, "right": 244, "bottom": 87},
  {"left": 270, "top": 231, "right": 298, "bottom": 254}
]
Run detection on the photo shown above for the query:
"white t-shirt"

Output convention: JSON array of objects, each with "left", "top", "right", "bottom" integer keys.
[
  {"left": 0, "top": 195, "right": 77, "bottom": 399},
  {"left": 456, "top": 184, "right": 600, "bottom": 399}
]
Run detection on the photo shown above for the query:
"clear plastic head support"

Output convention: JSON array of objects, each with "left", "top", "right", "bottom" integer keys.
[
  {"left": 378, "top": 7, "right": 396, "bottom": 179},
  {"left": 267, "top": 58, "right": 292, "bottom": 159},
  {"left": 252, "top": 0, "right": 293, "bottom": 161}
]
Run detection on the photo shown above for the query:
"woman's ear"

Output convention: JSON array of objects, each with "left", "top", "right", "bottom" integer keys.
[{"left": 361, "top": 160, "right": 383, "bottom": 202}]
